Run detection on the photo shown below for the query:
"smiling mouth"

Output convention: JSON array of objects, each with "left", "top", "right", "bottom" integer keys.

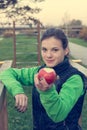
[{"left": 46, "top": 60, "right": 54, "bottom": 63}]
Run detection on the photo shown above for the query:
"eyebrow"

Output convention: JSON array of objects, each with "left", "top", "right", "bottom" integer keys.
[{"left": 41, "top": 47, "right": 59, "bottom": 50}]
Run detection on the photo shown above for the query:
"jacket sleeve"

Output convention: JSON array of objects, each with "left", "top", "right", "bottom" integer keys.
[
  {"left": 0, "top": 67, "right": 38, "bottom": 96},
  {"left": 38, "top": 74, "right": 84, "bottom": 122}
]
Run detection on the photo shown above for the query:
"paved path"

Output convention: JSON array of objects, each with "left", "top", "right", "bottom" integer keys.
[{"left": 69, "top": 42, "right": 87, "bottom": 65}]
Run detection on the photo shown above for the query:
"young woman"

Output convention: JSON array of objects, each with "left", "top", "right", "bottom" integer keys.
[{"left": 0, "top": 28, "right": 86, "bottom": 130}]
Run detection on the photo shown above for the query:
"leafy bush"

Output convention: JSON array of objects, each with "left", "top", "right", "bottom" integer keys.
[
  {"left": 3, "top": 30, "right": 13, "bottom": 38},
  {"left": 79, "top": 27, "right": 87, "bottom": 41}
]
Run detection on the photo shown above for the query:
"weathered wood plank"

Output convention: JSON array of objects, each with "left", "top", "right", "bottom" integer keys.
[
  {"left": 70, "top": 60, "right": 87, "bottom": 127},
  {"left": 0, "top": 60, "right": 13, "bottom": 109},
  {"left": 70, "top": 60, "right": 87, "bottom": 76},
  {"left": 72, "top": 59, "right": 82, "bottom": 64},
  {"left": 0, "top": 82, "right": 6, "bottom": 111},
  {"left": 0, "top": 61, "right": 4, "bottom": 65},
  {"left": 0, "top": 60, "right": 13, "bottom": 130}
]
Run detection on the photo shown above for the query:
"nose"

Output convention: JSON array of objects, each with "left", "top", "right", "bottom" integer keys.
[{"left": 46, "top": 51, "right": 52, "bottom": 58}]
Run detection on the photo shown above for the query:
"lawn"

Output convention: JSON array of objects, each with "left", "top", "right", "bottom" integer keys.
[
  {"left": 0, "top": 35, "right": 87, "bottom": 130},
  {"left": 0, "top": 34, "right": 38, "bottom": 67},
  {"left": 7, "top": 86, "right": 33, "bottom": 130},
  {"left": 69, "top": 37, "right": 87, "bottom": 47},
  {"left": 0, "top": 36, "right": 14, "bottom": 60},
  {"left": 0, "top": 34, "right": 38, "bottom": 130}
]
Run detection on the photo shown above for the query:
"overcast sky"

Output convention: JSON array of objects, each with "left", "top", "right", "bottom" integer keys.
[
  {"left": 31, "top": 0, "right": 87, "bottom": 26},
  {"left": 1, "top": 0, "right": 87, "bottom": 26}
]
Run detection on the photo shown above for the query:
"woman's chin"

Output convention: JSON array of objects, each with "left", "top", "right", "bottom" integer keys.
[{"left": 46, "top": 63, "right": 55, "bottom": 68}]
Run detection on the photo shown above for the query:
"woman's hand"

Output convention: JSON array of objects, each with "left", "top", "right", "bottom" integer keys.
[
  {"left": 15, "top": 94, "right": 28, "bottom": 112},
  {"left": 34, "top": 74, "right": 53, "bottom": 91}
]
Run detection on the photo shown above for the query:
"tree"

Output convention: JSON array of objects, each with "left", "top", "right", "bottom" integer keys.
[
  {"left": 60, "top": 18, "right": 83, "bottom": 37},
  {"left": 0, "top": 0, "right": 45, "bottom": 26},
  {"left": 69, "top": 19, "right": 82, "bottom": 26},
  {"left": 61, "top": 12, "right": 70, "bottom": 36},
  {"left": 0, "top": 0, "right": 17, "bottom": 8},
  {"left": 79, "top": 26, "right": 87, "bottom": 41},
  {"left": 0, "top": 0, "right": 44, "bottom": 9}
]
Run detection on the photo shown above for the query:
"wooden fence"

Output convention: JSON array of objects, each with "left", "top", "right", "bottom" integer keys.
[
  {"left": 13, "top": 21, "right": 41, "bottom": 67},
  {"left": 0, "top": 60, "right": 13, "bottom": 130},
  {"left": 0, "top": 60, "right": 87, "bottom": 130},
  {"left": 70, "top": 60, "right": 87, "bottom": 126}
]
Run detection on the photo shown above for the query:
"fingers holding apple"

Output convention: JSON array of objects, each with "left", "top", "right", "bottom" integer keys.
[
  {"left": 34, "top": 68, "right": 58, "bottom": 91},
  {"left": 34, "top": 74, "right": 50, "bottom": 91},
  {"left": 38, "top": 68, "right": 57, "bottom": 84}
]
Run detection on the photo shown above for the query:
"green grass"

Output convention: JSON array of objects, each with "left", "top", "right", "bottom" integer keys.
[
  {"left": 0, "top": 34, "right": 39, "bottom": 67},
  {"left": 7, "top": 87, "right": 33, "bottom": 130},
  {"left": 69, "top": 38, "right": 87, "bottom": 47},
  {"left": 0, "top": 34, "right": 38, "bottom": 130},
  {"left": 16, "top": 35, "right": 38, "bottom": 67},
  {"left": 0, "top": 37, "right": 14, "bottom": 60},
  {"left": 0, "top": 35, "right": 87, "bottom": 130}
]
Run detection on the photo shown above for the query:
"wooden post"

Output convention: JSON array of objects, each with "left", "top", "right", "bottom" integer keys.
[
  {"left": 70, "top": 60, "right": 87, "bottom": 127},
  {"left": 13, "top": 21, "right": 16, "bottom": 67},
  {"left": 0, "top": 60, "right": 13, "bottom": 130},
  {"left": 0, "top": 88, "right": 8, "bottom": 130},
  {"left": 37, "top": 21, "right": 41, "bottom": 65}
]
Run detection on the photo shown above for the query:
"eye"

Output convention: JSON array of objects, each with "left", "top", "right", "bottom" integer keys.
[
  {"left": 41, "top": 47, "right": 47, "bottom": 52},
  {"left": 52, "top": 48, "right": 59, "bottom": 52}
]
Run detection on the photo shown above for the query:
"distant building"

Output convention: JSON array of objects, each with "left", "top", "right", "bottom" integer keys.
[{"left": 60, "top": 25, "right": 83, "bottom": 37}]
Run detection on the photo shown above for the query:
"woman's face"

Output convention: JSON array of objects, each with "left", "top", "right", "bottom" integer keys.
[{"left": 41, "top": 37, "right": 69, "bottom": 67}]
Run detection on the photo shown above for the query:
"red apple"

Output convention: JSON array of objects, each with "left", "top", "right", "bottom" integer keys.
[{"left": 38, "top": 68, "right": 57, "bottom": 84}]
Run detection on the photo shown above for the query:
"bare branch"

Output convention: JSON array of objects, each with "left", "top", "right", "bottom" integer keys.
[{"left": 0, "top": 0, "right": 17, "bottom": 8}]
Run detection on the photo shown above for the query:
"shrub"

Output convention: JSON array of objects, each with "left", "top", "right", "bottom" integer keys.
[
  {"left": 79, "top": 27, "right": 87, "bottom": 41},
  {"left": 3, "top": 30, "right": 13, "bottom": 38}
]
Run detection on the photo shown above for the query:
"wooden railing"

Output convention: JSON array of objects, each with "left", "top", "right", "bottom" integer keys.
[
  {"left": 0, "top": 60, "right": 13, "bottom": 130},
  {"left": 0, "top": 60, "right": 87, "bottom": 129},
  {"left": 70, "top": 60, "right": 87, "bottom": 126}
]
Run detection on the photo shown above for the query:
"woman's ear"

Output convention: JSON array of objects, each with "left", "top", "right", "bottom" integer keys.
[{"left": 65, "top": 46, "right": 70, "bottom": 56}]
